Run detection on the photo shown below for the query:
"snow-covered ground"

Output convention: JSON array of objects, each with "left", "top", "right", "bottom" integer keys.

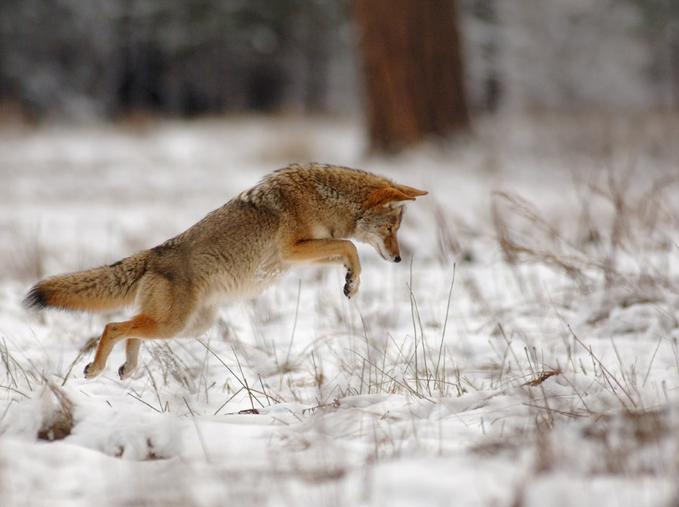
[{"left": 1, "top": 114, "right": 678, "bottom": 506}]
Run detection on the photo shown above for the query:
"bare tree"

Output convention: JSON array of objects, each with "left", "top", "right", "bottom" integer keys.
[{"left": 353, "top": 0, "right": 469, "bottom": 152}]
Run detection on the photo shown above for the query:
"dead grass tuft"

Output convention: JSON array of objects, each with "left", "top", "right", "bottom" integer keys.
[{"left": 37, "top": 383, "right": 74, "bottom": 441}]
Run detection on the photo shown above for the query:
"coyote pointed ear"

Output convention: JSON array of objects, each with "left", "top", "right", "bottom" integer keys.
[
  {"left": 363, "top": 187, "right": 415, "bottom": 209},
  {"left": 393, "top": 183, "right": 428, "bottom": 198}
]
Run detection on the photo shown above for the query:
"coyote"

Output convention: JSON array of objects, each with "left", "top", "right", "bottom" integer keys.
[{"left": 24, "top": 163, "right": 427, "bottom": 379}]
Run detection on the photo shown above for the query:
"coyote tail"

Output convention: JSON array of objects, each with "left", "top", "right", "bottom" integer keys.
[{"left": 23, "top": 251, "right": 149, "bottom": 312}]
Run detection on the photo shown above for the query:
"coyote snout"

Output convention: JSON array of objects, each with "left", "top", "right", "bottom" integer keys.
[
  {"left": 375, "top": 233, "right": 402, "bottom": 264},
  {"left": 24, "top": 163, "right": 427, "bottom": 379}
]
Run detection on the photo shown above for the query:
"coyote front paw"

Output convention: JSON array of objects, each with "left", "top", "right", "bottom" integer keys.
[
  {"left": 83, "top": 362, "right": 103, "bottom": 379},
  {"left": 343, "top": 270, "right": 360, "bottom": 299}
]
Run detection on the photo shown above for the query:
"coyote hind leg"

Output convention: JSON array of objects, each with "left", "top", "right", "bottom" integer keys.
[
  {"left": 84, "top": 274, "right": 195, "bottom": 379},
  {"left": 116, "top": 305, "right": 216, "bottom": 380},
  {"left": 83, "top": 315, "right": 158, "bottom": 379}
]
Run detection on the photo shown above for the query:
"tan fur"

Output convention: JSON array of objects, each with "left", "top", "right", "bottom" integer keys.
[
  {"left": 28, "top": 252, "right": 149, "bottom": 312},
  {"left": 23, "top": 162, "right": 427, "bottom": 379}
]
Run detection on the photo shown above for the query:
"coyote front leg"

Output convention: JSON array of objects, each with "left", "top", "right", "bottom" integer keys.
[{"left": 282, "top": 239, "right": 361, "bottom": 298}]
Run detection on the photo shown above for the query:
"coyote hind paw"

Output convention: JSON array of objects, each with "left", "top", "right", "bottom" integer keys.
[
  {"left": 117, "top": 362, "right": 137, "bottom": 380},
  {"left": 83, "top": 362, "right": 102, "bottom": 379}
]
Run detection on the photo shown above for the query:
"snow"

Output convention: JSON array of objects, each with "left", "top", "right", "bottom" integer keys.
[{"left": 0, "top": 114, "right": 678, "bottom": 506}]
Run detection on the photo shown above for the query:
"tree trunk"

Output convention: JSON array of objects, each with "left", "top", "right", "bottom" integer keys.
[{"left": 353, "top": 0, "right": 469, "bottom": 152}]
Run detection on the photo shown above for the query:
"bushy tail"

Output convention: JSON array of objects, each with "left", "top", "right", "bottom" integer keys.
[{"left": 23, "top": 251, "right": 149, "bottom": 312}]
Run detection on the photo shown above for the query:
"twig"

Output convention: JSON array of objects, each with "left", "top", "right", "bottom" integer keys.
[
  {"left": 435, "top": 263, "right": 456, "bottom": 389},
  {"left": 284, "top": 279, "right": 302, "bottom": 365}
]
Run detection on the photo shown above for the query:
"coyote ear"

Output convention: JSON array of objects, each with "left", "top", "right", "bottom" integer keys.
[
  {"left": 363, "top": 187, "right": 415, "bottom": 209},
  {"left": 393, "top": 183, "right": 428, "bottom": 198}
]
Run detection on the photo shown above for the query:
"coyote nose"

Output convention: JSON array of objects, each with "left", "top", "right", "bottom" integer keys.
[{"left": 394, "top": 256, "right": 401, "bottom": 263}]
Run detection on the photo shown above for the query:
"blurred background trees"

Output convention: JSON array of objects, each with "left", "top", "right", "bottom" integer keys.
[
  {"left": 0, "top": 0, "right": 353, "bottom": 118},
  {"left": 0, "top": 0, "right": 677, "bottom": 152}
]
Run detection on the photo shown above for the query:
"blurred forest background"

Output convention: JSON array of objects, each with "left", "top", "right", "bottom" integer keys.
[{"left": 0, "top": 0, "right": 678, "bottom": 152}]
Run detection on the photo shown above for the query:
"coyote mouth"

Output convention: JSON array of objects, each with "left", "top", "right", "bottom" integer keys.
[{"left": 372, "top": 241, "right": 392, "bottom": 261}]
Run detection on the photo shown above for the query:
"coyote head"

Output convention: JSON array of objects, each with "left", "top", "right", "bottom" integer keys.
[{"left": 356, "top": 183, "right": 428, "bottom": 262}]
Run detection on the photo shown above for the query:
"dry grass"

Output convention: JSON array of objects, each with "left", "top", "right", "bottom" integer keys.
[
  {"left": 1, "top": 227, "right": 46, "bottom": 282},
  {"left": 37, "top": 383, "right": 74, "bottom": 441}
]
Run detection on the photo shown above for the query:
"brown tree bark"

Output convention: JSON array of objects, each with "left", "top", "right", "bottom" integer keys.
[{"left": 354, "top": 0, "right": 469, "bottom": 152}]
